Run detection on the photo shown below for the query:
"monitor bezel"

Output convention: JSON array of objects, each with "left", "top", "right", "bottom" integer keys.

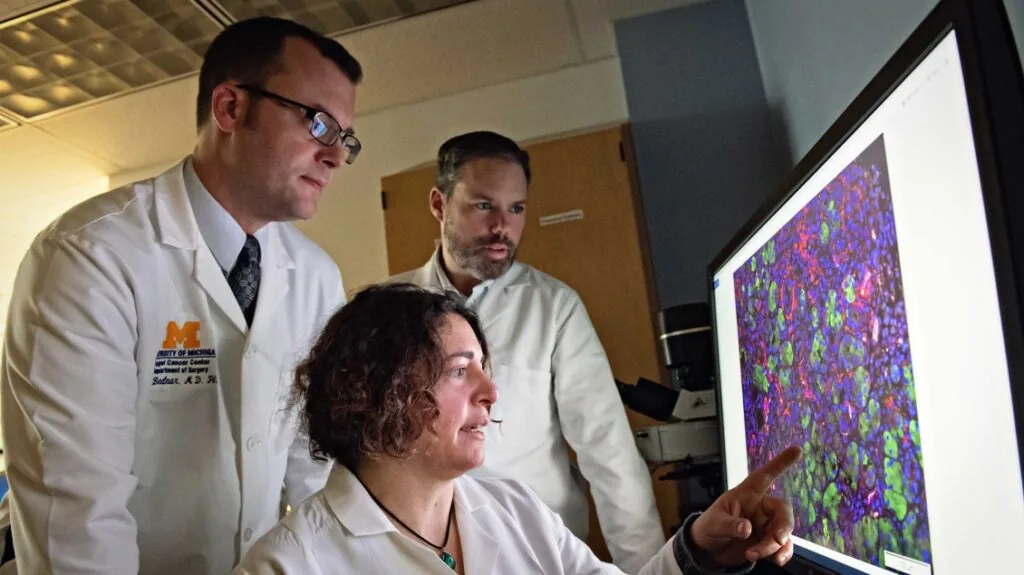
[{"left": 706, "top": 0, "right": 1024, "bottom": 572}]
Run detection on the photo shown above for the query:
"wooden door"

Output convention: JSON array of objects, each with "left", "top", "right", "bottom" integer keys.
[
  {"left": 381, "top": 124, "right": 676, "bottom": 561},
  {"left": 382, "top": 163, "right": 438, "bottom": 274}
]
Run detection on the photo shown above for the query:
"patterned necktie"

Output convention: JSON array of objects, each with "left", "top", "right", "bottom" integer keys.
[{"left": 228, "top": 234, "right": 261, "bottom": 326}]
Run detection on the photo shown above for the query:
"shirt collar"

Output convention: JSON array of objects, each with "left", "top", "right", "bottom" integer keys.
[
  {"left": 183, "top": 156, "right": 270, "bottom": 273},
  {"left": 431, "top": 248, "right": 495, "bottom": 305}
]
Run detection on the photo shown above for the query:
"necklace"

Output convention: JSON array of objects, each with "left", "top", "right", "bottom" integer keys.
[{"left": 357, "top": 478, "right": 457, "bottom": 571}]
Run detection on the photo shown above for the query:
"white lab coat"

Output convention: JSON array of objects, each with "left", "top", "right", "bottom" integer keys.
[
  {"left": 0, "top": 159, "right": 342, "bottom": 574},
  {"left": 234, "top": 464, "right": 683, "bottom": 575},
  {"left": 390, "top": 251, "right": 666, "bottom": 574}
]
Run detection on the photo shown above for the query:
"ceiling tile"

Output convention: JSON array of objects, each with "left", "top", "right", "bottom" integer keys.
[{"left": 0, "top": 0, "right": 221, "bottom": 121}]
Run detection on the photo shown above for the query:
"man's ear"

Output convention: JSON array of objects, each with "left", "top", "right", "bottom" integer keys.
[
  {"left": 429, "top": 187, "right": 446, "bottom": 224},
  {"left": 209, "top": 84, "right": 248, "bottom": 133}
]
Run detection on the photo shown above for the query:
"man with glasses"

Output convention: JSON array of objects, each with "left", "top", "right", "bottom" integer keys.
[{"left": 0, "top": 17, "right": 360, "bottom": 575}]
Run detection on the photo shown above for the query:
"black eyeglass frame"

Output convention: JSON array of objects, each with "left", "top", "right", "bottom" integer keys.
[{"left": 236, "top": 83, "right": 361, "bottom": 165}]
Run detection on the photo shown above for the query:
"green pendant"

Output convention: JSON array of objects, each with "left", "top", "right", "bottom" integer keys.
[{"left": 441, "top": 551, "right": 457, "bottom": 570}]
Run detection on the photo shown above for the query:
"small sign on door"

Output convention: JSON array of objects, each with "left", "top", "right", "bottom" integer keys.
[{"left": 539, "top": 209, "right": 584, "bottom": 227}]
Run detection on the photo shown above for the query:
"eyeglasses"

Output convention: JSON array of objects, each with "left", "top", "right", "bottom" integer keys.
[{"left": 236, "top": 84, "right": 361, "bottom": 165}]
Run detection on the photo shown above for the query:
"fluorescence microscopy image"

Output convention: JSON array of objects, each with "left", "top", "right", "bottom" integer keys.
[{"left": 733, "top": 135, "right": 931, "bottom": 567}]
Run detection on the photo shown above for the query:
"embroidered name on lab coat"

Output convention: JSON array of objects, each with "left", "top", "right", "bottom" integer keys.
[{"left": 152, "top": 321, "right": 219, "bottom": 386}]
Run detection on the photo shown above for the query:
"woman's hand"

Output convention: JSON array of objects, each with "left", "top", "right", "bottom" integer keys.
[{"left": 690, "top": 446, "right": 802, "bottom": 567}]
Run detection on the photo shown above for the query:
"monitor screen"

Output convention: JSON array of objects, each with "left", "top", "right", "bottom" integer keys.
[{"left": 710, "top": 29, "right": 1024, "bottom": 575}]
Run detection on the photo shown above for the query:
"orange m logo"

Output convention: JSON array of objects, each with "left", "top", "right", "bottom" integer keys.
[{"left": 163, "top": 321, "right": 201, "bottom": 350}]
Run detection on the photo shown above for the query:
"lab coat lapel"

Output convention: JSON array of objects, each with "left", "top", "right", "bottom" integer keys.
[
  {"left": 475, "top": 264, "right": 529, "bottom": 330},
  {"left": 457, "top": 478, "right": 548, "bottom": 574},
  {"left": 455, "top": 483, "right": 499, "bottom": 574},
  {"left": 153, "top": 160, "right": 247, "bottom": 333},
  {"left": 475, "top": 287, "right": 513, "bottom": 330},
  {"left": 194, "top": 248, "right": 248, "bottom": 333},
  {"left": 250, "top": 225, "right": 293, "bottom": 332}
]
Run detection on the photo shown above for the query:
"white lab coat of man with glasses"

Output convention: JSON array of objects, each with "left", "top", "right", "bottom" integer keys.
[{"left": 0, "top": 17, "right": 363, "bottom": 575}]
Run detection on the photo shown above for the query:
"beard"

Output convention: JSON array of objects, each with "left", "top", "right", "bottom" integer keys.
[{"left": 443, "top": 217, "right": 518, "bottom": 281}]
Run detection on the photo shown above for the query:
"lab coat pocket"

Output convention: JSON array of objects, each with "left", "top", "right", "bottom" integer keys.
[
  {"left": 490, "top": 364, "right": 554, "bottom": 446},
  {"left": 138, "top": 374, "right": 222, "bottom": 488}
]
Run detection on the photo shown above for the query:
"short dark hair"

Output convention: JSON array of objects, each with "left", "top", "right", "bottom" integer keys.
[
  {"left": 435, "top": 131, "right": 531, "bottom": 198},
  {"left": 293, "top": 283, "right": 490, "bottom": 471},
  {"left": 195, "top": 17, "right": 363, "bottom": 130}
]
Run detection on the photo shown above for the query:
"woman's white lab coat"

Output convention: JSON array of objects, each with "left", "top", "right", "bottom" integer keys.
[
  {"left": 0, "top": 160, "right": 342, "bottom": 574},
  {"left": 235, "top": 465, "right": 683, "bottom": 575}
]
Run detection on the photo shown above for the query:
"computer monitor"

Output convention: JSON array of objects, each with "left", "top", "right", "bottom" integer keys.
[{"left": 708, "top": 1, "right": 1024, "bottom": 574}]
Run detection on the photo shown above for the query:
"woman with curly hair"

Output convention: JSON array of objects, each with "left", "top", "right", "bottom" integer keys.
[{"left": 234, "top": 283, "right": 801, "bottom": 575}]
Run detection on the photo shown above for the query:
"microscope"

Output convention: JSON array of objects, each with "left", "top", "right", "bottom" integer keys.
[
  {"left": 618, "top": 377, "right": 719, "bottom": 464},
  {"left": 617, "top": 302, "right": 723, "bottom": 509}
]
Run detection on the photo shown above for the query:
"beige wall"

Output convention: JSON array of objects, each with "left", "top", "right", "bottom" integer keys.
[
  {"left": 0, "top": 175, "right": 110, "bottom": 340},
  {"left": 0, "top": 123, "right": 113, "bottom": 341}
]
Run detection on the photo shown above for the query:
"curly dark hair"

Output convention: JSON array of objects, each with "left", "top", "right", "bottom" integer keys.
[{"left": 293, "top": 283, "right": 489, "bottom": 471}]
